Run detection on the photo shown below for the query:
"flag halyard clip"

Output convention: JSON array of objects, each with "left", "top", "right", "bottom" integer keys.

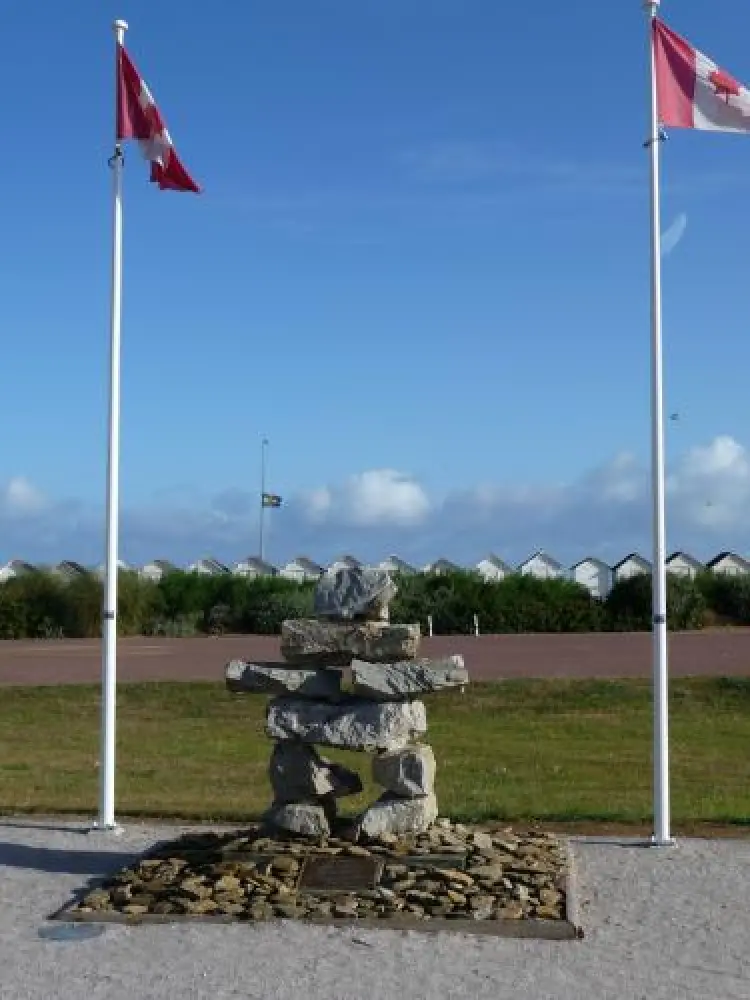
[
  {"left": 108, "top": 144, "right": 125, "bottom": 169},
  {"left": 643, "top": 127, "right": 668, "bottom": 148}
]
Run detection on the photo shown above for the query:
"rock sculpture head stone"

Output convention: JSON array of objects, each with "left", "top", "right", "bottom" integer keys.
[{"left": 313, "top": 566, "right": 397, "bottom": 622}]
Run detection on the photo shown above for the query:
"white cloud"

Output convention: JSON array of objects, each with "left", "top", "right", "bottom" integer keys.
[
  {"left": 2, "top": 476, "right": 46, "bottom": 515},
  {"left": 301, "top": 469, "right": 430, "bottom": 527},
  {"left": 399, "top": 140, "right": 640, "bottom": 193},
  {"left": 668, "top": 436, "right": 750, "bottom": 531},
  {"left": 399, "top": 141, "right": 516, "bottom": 183},
  {"left": 302, "top": 487, "right": 333, "bottom": 523},
  {"left": 584, "top": 452, "right": 642, "bottom": 504},
  {"left": 3, "top": 436, "right": 750, "bottom": 568}
]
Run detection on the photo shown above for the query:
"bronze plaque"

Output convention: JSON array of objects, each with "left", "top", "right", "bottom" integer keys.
[{"left": 298, "top": 855, "right": 382, "bottom": 894}]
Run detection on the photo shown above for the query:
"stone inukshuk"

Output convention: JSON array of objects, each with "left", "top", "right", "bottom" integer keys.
[{"left": 224, "top": 565, "right": 470, "bottom": 841}]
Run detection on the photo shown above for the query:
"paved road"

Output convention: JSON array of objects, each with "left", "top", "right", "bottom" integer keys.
[{"left": 1, "top": 629, "right": 749, "bottom": 685}]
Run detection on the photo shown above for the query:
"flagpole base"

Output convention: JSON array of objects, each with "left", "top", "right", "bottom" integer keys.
[
  {"left": 649, "top": 834, "right": 677, "bottom": 848},
  {"left": 87, "top": 820, "right": 125, "bottom": 836}
]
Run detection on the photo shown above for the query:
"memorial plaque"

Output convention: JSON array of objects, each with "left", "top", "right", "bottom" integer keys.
[{"left": 298, "top": 855, "right": 382, "bottom": 894}]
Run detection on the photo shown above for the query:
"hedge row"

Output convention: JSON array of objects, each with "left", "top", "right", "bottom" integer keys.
[{"left": 1, "top": 567, "right": 748, "bottom": 639}]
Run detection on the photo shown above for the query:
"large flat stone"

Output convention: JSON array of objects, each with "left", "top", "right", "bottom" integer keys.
[
  {"left": 225, "top": 659, "right": 342, "bottom": 700},
  {"left": 356, "top": 792, "right": 438, "bottom": 840},
  {"left": 372, "top": 745, "right": 436, "bottom": 797},
  {"left": 269, "top": 742, "right": 362, "bottom": 802},
  {"left": 314, "top": 566, "right": 397, "bottom": 621},
  {"left": 281, "top": 619, "right": 420, "bottom": 665},
  {"left": 351, "top": 655, "right": 468, "bottom": 701},
  {"left": 266, "top": 696, "right": 428, "bottom": 751},
  {"left": 263, "top": 801, "right": 331, "bottom": 838}
]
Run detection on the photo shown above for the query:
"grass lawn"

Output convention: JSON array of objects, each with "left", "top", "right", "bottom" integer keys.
[{"left": 1, "top": 678, "right": 749, "bottom": 830}]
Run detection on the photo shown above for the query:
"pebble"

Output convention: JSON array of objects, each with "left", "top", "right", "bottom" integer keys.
[
  {"left": 539, "top": 888, "right": 562, "bottom": 906},
  {"left": 218, "top": 902, "right": 245, "bottom": 916},
  {"left": 405, "top": 890, "right": 436, "bottom": 904},
  {"left": 470, "top": 832, "right": 494, "bottom": 850},
  {"left": 438, "top": 870, "right": 474, "bottom": 886},
  {"left": 467, "top": 863, "right": 507, "bottom": 881},
  {"left": 469, "top": 894, "right": 496, "bottom": 911},
  {"left": 270, "top": 856, "right": 300, "bottom": 875},
  {"left": 214, "top": 875, "right": 242, "bottom": 892},
  {"left": 391, "top": 879, "right": 415, "bottom": 892},
  {"left": 384, "top": 864, "right": 408, "bottom": 877}
]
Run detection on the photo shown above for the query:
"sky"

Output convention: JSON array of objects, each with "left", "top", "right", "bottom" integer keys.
[{"left": 3, "top": 0, "right": 750, "bottom": 570}]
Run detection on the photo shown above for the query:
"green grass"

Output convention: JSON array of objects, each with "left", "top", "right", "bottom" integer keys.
[{"left": 1, "top": 678, "right": 750, "bottom": 828}]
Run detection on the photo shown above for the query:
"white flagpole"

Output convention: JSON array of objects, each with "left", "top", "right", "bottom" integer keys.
[
  {"left": 644, "top": 0, "right": 672, "bottom": 847},
  {"left": 96, "top": 17, "right": 128, "bottom": 832},
  {"left": 259, "top": 437, "right": 269, "bottom": 561}
]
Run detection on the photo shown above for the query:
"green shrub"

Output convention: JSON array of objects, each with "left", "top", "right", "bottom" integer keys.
[
  {"left": 228, "top": 578, "right": 315, "bottom": 634},
  {"left": 605, "top": 573, "right": 706, "bottom": 631},
  {"left": 0, "top": 588, "right": 26, "bottom": 638},
  {"left": 0, "top": 565, "right": 742, "bottom": 637},
  {"left": 3, "top": 572, "right": 71, "bottom": 637},
  {"left": 485, "top": 574, "right": 606, "bottom": 633},
  {"left": 391, "top": 570, "right": 605, "bottom": 634},
  {"left": 695, "top": 571, "right": 750, "bottom": 624}
]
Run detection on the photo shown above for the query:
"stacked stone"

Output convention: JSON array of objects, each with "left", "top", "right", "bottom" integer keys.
[{"left": 225, "top": 566, "right": 469, "bottom": 841}]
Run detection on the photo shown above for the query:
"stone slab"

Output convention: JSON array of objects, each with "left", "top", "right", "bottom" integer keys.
[
  {"left": 314, "top": 566, "right": 397, "bottom": 621},
  {"left": 351, "top": 655, "right": 468, "bottom": 701},
  {"left": 266, "top": 696, "right": 428, "bottom": 751},
  {"left": 372, "top": 745, "right": 436, "bottom": 797},
  {"left": 281, "top": 619, "right": 420, "bottom": 666},
  {"left": 225, "top": 659, "right": 343, "bottom": 699},
  {"left": 262, "top": 802, "right": 331, "bottom": 838},
  {"left": 356, "top": 792, "right": 438, "bottom": 839},
  {"left": 269, "top": 742, "right": 362, "bottom": 802}
]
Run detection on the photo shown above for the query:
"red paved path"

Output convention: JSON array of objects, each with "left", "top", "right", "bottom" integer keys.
[{"left": 0, "top": 630, "right": 749, "bottom": 685}]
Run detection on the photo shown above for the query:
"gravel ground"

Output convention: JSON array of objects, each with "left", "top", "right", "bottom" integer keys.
[{"left": 0, "top": 819, "right": 748, "bottom": 1000}]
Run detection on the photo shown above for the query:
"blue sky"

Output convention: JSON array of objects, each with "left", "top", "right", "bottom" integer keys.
[{"left": 3, "top": 0, "right": 750, "bottom": 569}]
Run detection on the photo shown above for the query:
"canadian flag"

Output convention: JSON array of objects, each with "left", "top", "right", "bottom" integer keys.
[
  {"left": 116, "top": 44, "right": 200, "bottom": 192},
  {"left": 653, "top": 19, "right": 750, "bottom": 133}
]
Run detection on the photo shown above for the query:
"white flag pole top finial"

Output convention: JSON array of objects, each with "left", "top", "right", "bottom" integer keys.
[{"left": 113, "top": 19, "right": 128, "bottom": 39}]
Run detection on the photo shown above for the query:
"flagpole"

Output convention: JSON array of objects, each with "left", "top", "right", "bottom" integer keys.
[
  {"left": 644, "top": 0, "right": 672, "bottom": 847},
  {"left": 96, "top": 17, "right": 128, "bottom": 833},
  {"left": 259, "top": 437, "right": 268, "bottom": 561}
]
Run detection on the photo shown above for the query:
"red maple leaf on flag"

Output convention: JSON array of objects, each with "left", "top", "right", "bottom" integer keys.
[{"left": 710, "top": 68, "right": 740, "bottom": 103}]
